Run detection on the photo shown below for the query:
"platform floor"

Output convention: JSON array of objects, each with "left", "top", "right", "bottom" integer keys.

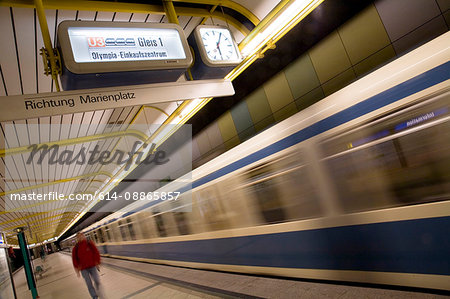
[
  {"left": 13, "top": 252, "right": 448, "bottom": 299},
  {"left": 13, "top": 253, "right": 220, "bottom": 299}
]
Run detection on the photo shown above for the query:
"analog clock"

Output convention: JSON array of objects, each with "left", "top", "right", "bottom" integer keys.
[
  {"left": 193, "top": 25, "right": 242, "bottom": 66},
  {"left": 188, "top": 25, "right": 242, "bottom": 79},
  {"left": 198, "top": 27, "right": 241, "bottom": 62}
]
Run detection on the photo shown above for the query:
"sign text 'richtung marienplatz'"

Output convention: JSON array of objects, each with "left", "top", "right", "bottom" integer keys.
[
  {"left": 0, "top": 79, "right": 235, "bottom": 122},
  {"left": 24, "top": 91, "right": 136, "bottom": 110}
]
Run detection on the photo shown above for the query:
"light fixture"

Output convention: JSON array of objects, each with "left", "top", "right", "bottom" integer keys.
[
  {"left": 227, "top": 0, "right": 324, "bottom": 81},
  {"left": 241, "top": 0, "right": 323, "bottom": 57}
]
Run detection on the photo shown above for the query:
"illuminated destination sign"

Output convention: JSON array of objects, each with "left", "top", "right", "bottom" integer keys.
[
  {"left": 68, "top": 27, "right": 186, "bottom": 62},
  {"left": 58, "top": 21, "right": 192, "bottom": 74}
]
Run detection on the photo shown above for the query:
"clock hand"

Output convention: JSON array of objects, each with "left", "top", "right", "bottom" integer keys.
[{"left": 217, "top": 32, "right": 223, "bottom": 59}]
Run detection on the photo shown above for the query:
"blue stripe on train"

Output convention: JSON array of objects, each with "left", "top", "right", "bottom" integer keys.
[{"left": 101, "top": 216, "right": 450, "bottom": 275}]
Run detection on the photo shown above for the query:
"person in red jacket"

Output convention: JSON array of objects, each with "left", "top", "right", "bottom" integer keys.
[{"left": 72, "top": 232, "right": 102, "bottom": 298}]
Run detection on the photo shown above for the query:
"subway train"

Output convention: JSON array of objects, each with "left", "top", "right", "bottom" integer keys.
[{"left": 62, "top": 32, "right": 450, "bottom": 291}]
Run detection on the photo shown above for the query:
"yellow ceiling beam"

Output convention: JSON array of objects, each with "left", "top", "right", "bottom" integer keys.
[
  {"left": 1, "top": 211, "right": 78, "bottom": 230},
  {"left": 30, "top": 218, "right": 71, "bottom": 228},
  {"left": 2, "top": 212, "right": 79, "bottom": 232},
  {"left": 1, "top": 210, "right": 77, "bottom": 227},
  {"left": 199, "top": 4, "right": 217, "bottom": 25},
  {"left": 178, "top": 7, "right": 250, "bottom": 35},
  {"left": 29, "top": 222, "right": 71, "bottom": 233},
  {"left": 238, "top": 0, "right": 290, "bottom": 50},
  {"left": 29, "top": 213, "right": 75, "bottom": 225},
  {"left": 228, "top": 0, "right": 324, "bottom": 80},
  {"left": 163, "top": 0, "right": 180, "bottom": 25},
  {"left": 1, "top": 171, "right": 111, "bottom": 197},
  {"left": 35, "top": 0, "right": 61, "bottom": 91},
  {"left": 172, "top": 0, "right": 259, "bottom": 26},
  {"left": 1, "top": 192, "right": 92, "bottom": 214}
]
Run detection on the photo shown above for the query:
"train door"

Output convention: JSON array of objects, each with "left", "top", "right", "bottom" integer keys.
[
  {"left": 214, "top": 174, "right": 259, "bottom": 229},
  {"left": 196, "top": 185, "right": 230, "bottom": 231}
]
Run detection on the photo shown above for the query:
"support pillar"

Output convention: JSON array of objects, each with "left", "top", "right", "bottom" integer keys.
[{"left": 16, "top": 228, "right": 38, "bottom": 299}]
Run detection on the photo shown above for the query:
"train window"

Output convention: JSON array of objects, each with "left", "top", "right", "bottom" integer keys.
[
  {"left": 153, "top": 213, "right": 167, "bottom": 237},
  {"left": 93, "top": 231, "right": 98, "bottom": 243},
  {"left": 118, "top": 220, "right": 128, "bottom": 241},
  {"left": 111, "top": 223, "right": 120, "bottom": 242},
  {"left": 97, "top": 229, "right": 105, "bottom": 243},
  {"left": 197, "top": 187, "right": 229, "bottom": 231},
  {"left": 270, "top": 156, "right": 321, "bottom": 220},
  {"left": 321, "top": 92, "right": 450, "bottom": 212},
  {"left": 104, "top": 226, "right": 111, "bottom": 241},
  {"left": 388, "top": 121, "right": 449, "bottom": 203},
  {"left": 173, "top": 212, "right": 190, "bottom": 235},
  {"left": 244, "top": 162, "right": 286, "bottom": 224},
  {"left": 136, "top": 212, "right": 155, "bottom": 239},
  {"left": 126, "top": 218, "right": 136, "bottom": 240},
  {"left": 325, "top": 143, "right": 395, "bottom": 211},
  {"left": 240, "top": 152, "right": 321, "bottom": 224}
]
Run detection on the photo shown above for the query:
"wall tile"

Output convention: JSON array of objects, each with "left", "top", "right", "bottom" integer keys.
[
  {"left": 204, "top": 122, "right": 223, "bottom": 149},
  {"left": 339, "top": 4, "right": 391, "bottom": 64},
  {"left": 254, "top": 114, "right": 275, "bottom": 133},
  {"left": 192, "top": 138, "right": 201, "bottom": 161},
  {"left": 224, "top": 135, "right": 240, "bottom": 150},
  {"left": 238, "top": 126, "right": 256, "bottom": 142},
  {"left": 273, "top": 102, "right": 298, "bottom": 122},
  {"left": 375, "top": 0, "right": 441, "bottom": 41},
  {"left": 230, "top": 100, "right": 255, "bottom": 139},
  {"left": 322, "top": 68, "right": 356, "bottom": 96},
  {"left": 295, "top": 86, "right": 325, "bottom": 111},
  {"left": 263, "top": 72, "right": 295, "bottom": 114},
  {"left": 309, "top": 31, "right": 352, "bottom": 83},
  {"left": 392, "top": 16, "right": 447, "bottom": 55},
  {"left": 195, "top": 131, "right": 212, "bottom": 156},
  {"left": 217, "top": 111, "right": 239, "bottom": 143},
  {"left": 353, "top": 45, "right": 396, "bottom": 77},
  {"left": 437, "top": 0, "right": 450, "bottom": 12},
  {"left": 445, "top": 10, "right": 450, "bottom": 27},
  {"left": 245, "top": 88, "right": 272, "bottom": 125},
  {"left": 284, "top": 54, "right": 320, "bottom": 99}
]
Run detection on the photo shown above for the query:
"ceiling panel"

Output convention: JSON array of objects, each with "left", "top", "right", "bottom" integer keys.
[
  {"left": 0, "top": 7, "right": 22, "bottom": 96},
  {"left": 13, "top": 7, "right": 36, "bottom": 95}
]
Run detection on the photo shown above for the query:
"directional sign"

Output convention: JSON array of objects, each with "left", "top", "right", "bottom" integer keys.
[{"left": 0, "top": 79, "right": 234, "bottom": 122}]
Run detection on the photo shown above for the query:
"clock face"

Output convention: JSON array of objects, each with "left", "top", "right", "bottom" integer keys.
[{"left": 198, "top": 27, "right": 241, "bottom": 62}]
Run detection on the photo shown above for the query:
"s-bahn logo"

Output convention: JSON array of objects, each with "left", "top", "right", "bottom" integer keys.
[{"left": 87, "top": 37, "right": 136, "bottom": 47}]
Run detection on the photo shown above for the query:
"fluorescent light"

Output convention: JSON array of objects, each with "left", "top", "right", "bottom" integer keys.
[{"left": 241, "top": 0, "right": 323, "bottom": 57}]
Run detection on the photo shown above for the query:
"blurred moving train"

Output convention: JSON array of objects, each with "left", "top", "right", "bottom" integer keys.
[{"left": 62, "top": 32, "right": 450, "bottom": 290}]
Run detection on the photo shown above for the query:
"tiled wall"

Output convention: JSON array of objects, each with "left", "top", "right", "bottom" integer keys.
[{"left": 192, "top": 1, "right": 449, "bottom": 168}]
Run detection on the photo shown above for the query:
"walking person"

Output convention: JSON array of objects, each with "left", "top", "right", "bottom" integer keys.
[
  {"left": 72, "top": 232, "right": 103, "bottom": 298},
  {"left": 40, "top": 245, "right": 46, "bottom": 262}
]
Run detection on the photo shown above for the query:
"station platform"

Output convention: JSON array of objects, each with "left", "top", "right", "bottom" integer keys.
[{"left": 12, "top": 252, "right": 448, "bottom": 299}]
